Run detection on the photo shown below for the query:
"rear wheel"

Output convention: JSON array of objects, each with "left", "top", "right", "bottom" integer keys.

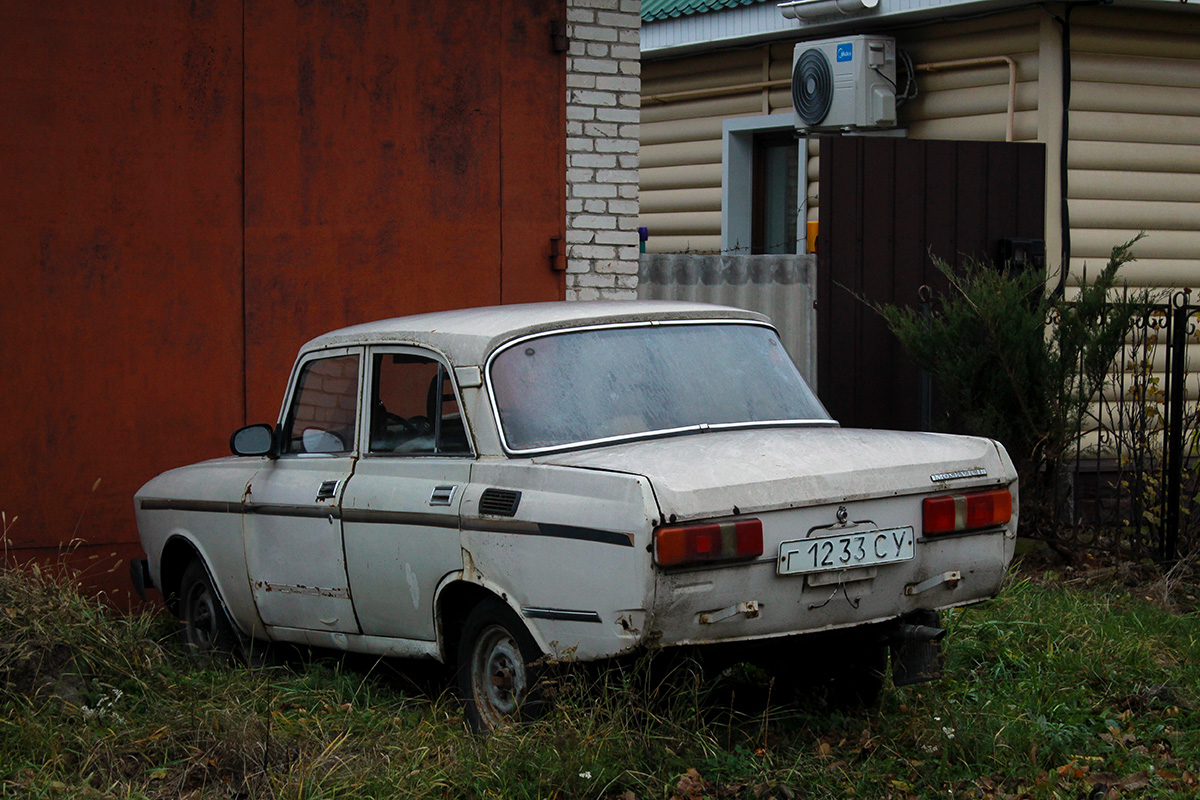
[
  {"left": 456, "top": 599, "right": 545, "bottom": 732},
  {"left": 178, "top": 560, "right": 238, "bottom": 659}
]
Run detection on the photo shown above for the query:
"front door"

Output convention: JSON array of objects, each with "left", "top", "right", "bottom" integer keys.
[{"left": 243, "top": 348, "right": 362, "bottom": 634}]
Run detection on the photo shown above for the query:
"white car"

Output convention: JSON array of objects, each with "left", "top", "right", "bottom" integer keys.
[{"left": 132, "top": 301, "right": 1018, "bottom": 730}]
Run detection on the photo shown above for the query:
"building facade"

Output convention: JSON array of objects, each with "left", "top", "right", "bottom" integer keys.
[{"left": 639, "top": 0, "right": 1200, "bottom": 296}]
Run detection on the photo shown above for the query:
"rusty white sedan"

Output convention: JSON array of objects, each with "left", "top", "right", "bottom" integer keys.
[{"left": 132, "top": 301, "right": 1017, "bottom": 730}]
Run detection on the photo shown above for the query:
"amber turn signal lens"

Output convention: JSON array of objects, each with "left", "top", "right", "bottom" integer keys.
[
  {"left": 654, "top": 519, "right": 763, "bottom": 567},
  {"left": 923, "top": 488, "right": 1012, "bottom": 535}
]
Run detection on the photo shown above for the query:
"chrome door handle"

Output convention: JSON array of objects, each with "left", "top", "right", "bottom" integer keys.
[{"left": 430, "top": 485, "right": 457, "bottom": 506}]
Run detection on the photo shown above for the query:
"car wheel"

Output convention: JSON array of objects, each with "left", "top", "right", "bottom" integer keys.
[
  {"left": 178, "top": 559, "right": 238, "bottom": 659},
  {"left": 456, "top": 599, "right": 545, "bottom": 733}
]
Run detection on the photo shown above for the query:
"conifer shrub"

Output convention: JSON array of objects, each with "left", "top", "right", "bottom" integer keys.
[{"left": 873, "top": 236, "right": 1151, "bottom": 534}]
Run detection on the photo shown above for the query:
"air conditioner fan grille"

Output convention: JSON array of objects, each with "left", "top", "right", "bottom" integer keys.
[{"left": 793, "top": 48, "right": 833, "bottom": 127}]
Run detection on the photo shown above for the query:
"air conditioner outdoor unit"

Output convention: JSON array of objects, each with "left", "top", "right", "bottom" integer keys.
[{"left": 792, "top": 35, "right": 897, "bottom": 132}]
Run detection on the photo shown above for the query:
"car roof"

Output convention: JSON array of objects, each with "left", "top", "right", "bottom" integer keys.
[{"left": 300, "top": 300, "right": 771, "bottom": 366}]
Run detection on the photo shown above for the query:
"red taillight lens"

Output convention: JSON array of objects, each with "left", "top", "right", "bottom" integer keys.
[
  {"left": 654, "top": 519, "right": 763, "bottom": 567},
  {"left": 922, "top": 489, "right": 1012, "bottom": 535}
]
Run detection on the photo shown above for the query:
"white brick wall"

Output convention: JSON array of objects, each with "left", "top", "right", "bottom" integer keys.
[{"left": 565, "top": 0, "right": 641, "bottom": 301}]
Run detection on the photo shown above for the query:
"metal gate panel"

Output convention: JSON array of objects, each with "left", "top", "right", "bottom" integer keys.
[
  {"left": 817, "top": 136, "right": 1046, "bottom": 431},
  {"left": 0, "top": 0, "right": 566, "bottom": 599}
]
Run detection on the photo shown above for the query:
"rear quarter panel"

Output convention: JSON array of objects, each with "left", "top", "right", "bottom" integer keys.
[{"left": 459, "top": 461, "right": 659, "bottom": 660}]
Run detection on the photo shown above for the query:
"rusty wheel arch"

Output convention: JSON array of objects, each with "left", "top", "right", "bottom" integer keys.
[
  {"left": 158, "top": 536, "right": 204, "bottom": 616},
  {"left": 436, "top": 581, "right": 506, "bottom": 666}
]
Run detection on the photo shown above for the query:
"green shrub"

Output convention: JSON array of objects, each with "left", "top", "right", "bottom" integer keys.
[{"left": 872, "top": 236, "right": 1151, "bottom": 532}]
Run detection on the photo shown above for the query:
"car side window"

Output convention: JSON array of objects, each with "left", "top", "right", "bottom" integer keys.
[
  {"left": 281, "top": 354, "right": 360, "bottom": 455},
  {"left": 370, "top": 353, "right": 471, "bottom": 455}
]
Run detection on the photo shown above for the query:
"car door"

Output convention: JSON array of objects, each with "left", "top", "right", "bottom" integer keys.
[
  {"left": 341, "top": 348, "right": 472, "bottom": 642},
  {"left": 242, "top": 347, "right": 363, "bottom": 634}
]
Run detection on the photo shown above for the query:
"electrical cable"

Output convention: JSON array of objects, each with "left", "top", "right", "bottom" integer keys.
[
  {"left": 1050, "top": 3, "right": 1074, "bottom": 298},
  {"left": 896, "top": 48, "right": 919, "bottom": 107}
]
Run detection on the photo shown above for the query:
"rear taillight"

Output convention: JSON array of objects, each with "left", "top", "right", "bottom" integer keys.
[
  {"left": 922, "top": 488, "right": 1012, "bottom": 535},
  {"left": 654, "top": 519, "right": 763, "bottom": 568}
]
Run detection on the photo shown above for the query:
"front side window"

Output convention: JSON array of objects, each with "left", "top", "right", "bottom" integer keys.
[
  {"left": 369, "top": 353, "right": 471, "bottom": 455},
  {"left": 488, "top": 323, "right": 832, "bottom": 453},
  {"left": 281, "top": 354, "right": 360, "bottom": 455}
]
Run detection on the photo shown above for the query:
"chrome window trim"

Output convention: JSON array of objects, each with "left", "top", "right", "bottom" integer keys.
[
  {"left": 484, "top": 319, "right": 836, "bottom": 457},
  {"left": 276, "top": 346, "right": 366, "bottom": 459}
]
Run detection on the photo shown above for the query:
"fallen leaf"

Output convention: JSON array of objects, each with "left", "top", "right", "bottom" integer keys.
[
  {"left": 676, "top": 768, "right": 708, "bottom": 799},
  {"left": 1118, "top": 771, "right": 1152, "bottom": 791}
]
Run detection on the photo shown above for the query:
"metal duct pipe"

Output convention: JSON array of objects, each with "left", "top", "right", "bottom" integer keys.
[{"left": 779, "top": 0, "right": 880, "bottom": 21}]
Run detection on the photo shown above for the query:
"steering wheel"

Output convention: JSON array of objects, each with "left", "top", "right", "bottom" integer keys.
[{"left": 386, "top": 412, "right": 419, "bottom": 435}]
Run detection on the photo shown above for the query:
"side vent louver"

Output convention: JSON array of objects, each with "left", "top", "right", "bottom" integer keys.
[{"left": 479, "top": 488, "right": 521, "bottom": 517}]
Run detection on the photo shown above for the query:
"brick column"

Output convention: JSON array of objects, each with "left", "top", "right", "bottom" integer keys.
[{"left": 565, "top": 0, "right": 641, "bottom": 300}]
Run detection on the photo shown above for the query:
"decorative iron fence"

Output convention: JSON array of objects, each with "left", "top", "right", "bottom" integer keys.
[{"left": 1065, "top": 291, "right": 1200, "bottom": 562}]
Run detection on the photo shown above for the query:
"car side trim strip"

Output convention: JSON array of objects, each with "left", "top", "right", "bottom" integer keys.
[
  {"left": 522, "top": 607, "right": 603, "bottom": 623},
  {"left": 462, "top": 518, "right": 635, "bottom": 547},
  {"left": 139, "top": 498, "right": 240, "bottom": 514},
  {"left": 247, "top": 504, "right": 340, "bottom": 519},
  {"left": 139, "top": 499, "right": 344, "bottom": 519},
  {"left": 341, "top": 509, "right": 458, "bottom": 528},
  {"left": 139, "top": 499, "right": 634, "bottom": 546}
]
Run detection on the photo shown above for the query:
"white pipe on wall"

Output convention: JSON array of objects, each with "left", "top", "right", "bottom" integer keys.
[{"left": 914, "top": 56, "right": 1018, "bottom": 142}]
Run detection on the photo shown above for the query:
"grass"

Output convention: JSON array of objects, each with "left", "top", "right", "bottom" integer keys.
[{"left": 2, "top": 555, "right": 1198, "bottom": 799}]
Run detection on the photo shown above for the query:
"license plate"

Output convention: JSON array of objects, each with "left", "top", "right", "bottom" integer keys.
[{"left": 778, "top": 527, "right": 914, "bottom": 576}]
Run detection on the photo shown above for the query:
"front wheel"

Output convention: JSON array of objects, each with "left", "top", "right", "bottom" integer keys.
[
  {"left": 178, "top": 559, "right": 238, "bottom": 659},
  {"left": 455, "top": 599, "right": 546, "bottom": 733}
]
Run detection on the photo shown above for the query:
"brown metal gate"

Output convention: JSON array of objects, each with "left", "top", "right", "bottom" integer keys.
[
  {"left": 0, "top": 0, "right": 566, "bottom": 598},
  {"left": 816, "top": 136, "right": 1045, "bottom": 431}
]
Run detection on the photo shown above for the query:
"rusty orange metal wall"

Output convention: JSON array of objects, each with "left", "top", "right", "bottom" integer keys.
[
  {"left": 243, "top": 0, "right": 566, "bottom": 421},
  {"left": 0, "top": 0, "right": 566, "bottom": 597},
  {"left": 0, "top": 2, "right": 246, "bottom": 592}
]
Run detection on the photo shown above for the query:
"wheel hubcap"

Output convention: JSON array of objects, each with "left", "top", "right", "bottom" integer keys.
[
  {"left": 472, "top": 625, "right": 527, "bottom": 728},
  {"left": 185, "top": 583, "right": 217, "bottom": 650}
]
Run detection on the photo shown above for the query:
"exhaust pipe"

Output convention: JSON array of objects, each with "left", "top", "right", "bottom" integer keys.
[
  {"left": 894, "top": 622, "right": 946, "bottom": 643},
  {"left": 890, "top": 611, "right": 944, "bottom": 686}
]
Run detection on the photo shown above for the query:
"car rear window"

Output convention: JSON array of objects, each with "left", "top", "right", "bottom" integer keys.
[{"left": 488, "top": 322, "right": 832, "bottom": 453}]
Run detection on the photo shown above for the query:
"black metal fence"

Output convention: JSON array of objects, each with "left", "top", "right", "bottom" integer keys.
[{"left": 1065, "top": 292, "right": 1200, "bottom": 562}]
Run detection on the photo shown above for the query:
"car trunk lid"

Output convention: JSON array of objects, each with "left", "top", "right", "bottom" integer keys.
[{"left": 534, "top": 427, "right": 1012, "bottom": 521}]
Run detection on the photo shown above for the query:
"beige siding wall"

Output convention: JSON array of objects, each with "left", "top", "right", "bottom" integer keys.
[
  {"left": 896, "top": 11, "right": 1042, "bottom": 142},
  {"left": 641, "top": 44, "right": 799, "bottom": 254},
  {"left": 640, "top": 7, "right": 1200, "bottom": 291},
  {"left": 639, "top": 11, "right": 1044, "bottom": 256},
  {"left": 1065, "top": 7, "right": 1200, "bottom": 293}
]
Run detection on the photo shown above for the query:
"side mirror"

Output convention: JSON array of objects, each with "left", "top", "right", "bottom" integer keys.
[{"left": 230, "top": 424, "right": 277, "bottom": 457}]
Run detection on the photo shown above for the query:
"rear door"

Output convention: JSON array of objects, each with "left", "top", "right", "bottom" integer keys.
[{"left": 341, "top": 347, "right": 473, "bottom": 641}]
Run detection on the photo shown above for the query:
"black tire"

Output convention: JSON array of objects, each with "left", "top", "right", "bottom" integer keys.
[
  {"left": 455, "top": 599, "right": 546, "bottom": 733},
  {"left": 178, "top": 559, "right": 239, "bottom": 660}
]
